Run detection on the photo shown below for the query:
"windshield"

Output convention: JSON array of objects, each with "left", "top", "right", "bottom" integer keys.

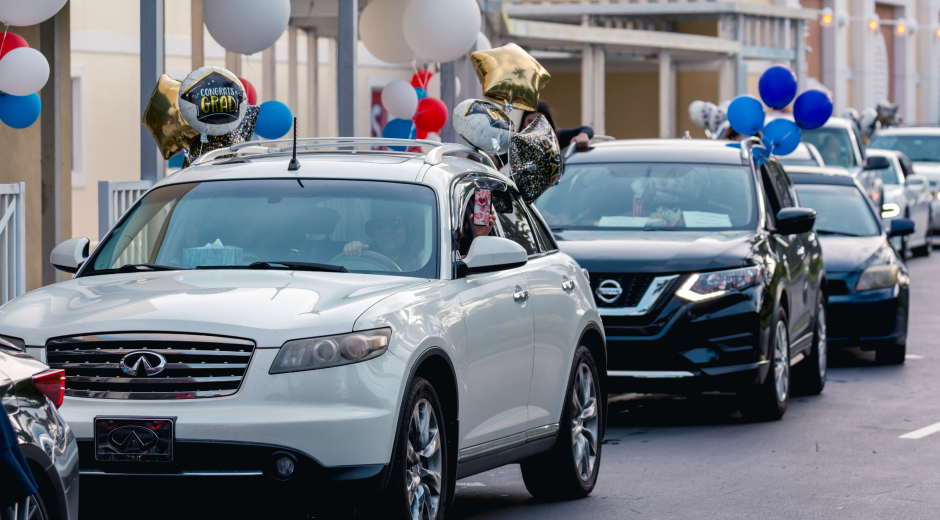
[
  {"left": 869, "top": 135, "right": 940, "bottom": 162},
  {"left": 534, "top": 162, "right": 757, "bottom": 230},
  {"left": 794, "top": 184, "right": 880, "bottom": 237},
  {"left": 88, "top": 179, "right": 439, "bottom": 277},
  {"left": 802, "top": 127, "right": 856, "bottom": 169},
  {"left": 777, "top": 145, "right": 817, "bottom": 167}
]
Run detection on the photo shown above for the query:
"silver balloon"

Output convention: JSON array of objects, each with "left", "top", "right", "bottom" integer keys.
[{"left": 452, "top": 99, "right": 513, "bottom": 153}]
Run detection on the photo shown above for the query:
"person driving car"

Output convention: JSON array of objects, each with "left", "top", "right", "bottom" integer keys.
[{"left": 343, "top": 200, "right": 426, "bottom": 271}]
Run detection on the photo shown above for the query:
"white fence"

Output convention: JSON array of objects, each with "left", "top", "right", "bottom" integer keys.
[
  {"left": 97, "top": 180, "right": 153, "bottom": 240},
  {"left": 0, "top": 183, "right": 26, "bottom": 304}
]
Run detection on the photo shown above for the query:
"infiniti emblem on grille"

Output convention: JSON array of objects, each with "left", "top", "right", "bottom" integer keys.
[
  {"left": 107, "top": 426, "right": 158, "bottom": 453},
  {"left": 119, "top": 351, "right": 167, "bottom": 377},
  {"left": 596, "top": 280, "right": 623, "bottom": 304}
]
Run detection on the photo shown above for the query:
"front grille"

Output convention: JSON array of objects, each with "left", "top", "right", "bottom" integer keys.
[
  {"left": 589, "top": 273, "right": 655, "bottom": 307},
  {"left": 46, "top": 333, "right": 255, "bottom": 400}
]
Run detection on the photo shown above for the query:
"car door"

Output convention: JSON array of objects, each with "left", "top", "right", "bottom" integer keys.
[
  {"left": 452, "top": 177, "right": 535, "bottom": 449},
  {"left": 899, "top": 154, "right": 931, "bottom": 234},
  {"left": 762, "top": 162, "right": 812, "bottom": 349},
  {"left": 498, "top": 195, "right": 586, "bottom": 432}
]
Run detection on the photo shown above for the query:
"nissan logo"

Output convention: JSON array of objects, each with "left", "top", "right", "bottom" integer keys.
[
  {"left": 119, "top": 351, "right": 167, "bottom": 377},
  {"left": 107, "top": 426, "right": 158, "bottom": 453},
  {"left": 596, "top": 280, "right": 623, "bottom": 304}
]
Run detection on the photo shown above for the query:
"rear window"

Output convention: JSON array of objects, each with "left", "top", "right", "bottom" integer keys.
[
  {"left": 869, "top": 135, "right": 940, "bottom": 163},
  {"left": 802, "top": 127, "right": 856, "bottom": 169}
]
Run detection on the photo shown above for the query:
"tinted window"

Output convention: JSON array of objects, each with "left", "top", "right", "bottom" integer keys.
[
  {"left": 803, "top": 127, "right": 856, "bottom": 169},
  {"left": 766, "top": 162, "right": 795, "bottom": 208},
  {"left": 794, "top": 185, "right": 880, "bottom": 237},
  {"left": 497, "top": 195, "right": 540, "bottom": 255},
  {"left": 527, "top": 204, "right": 557, "bottom": 252},
  {"left": 878, "top": 157, "right": 901, "bottom": 185},
  {"left": 870, "top": 135, "right": 940, "bottom": 162},
  {"left": 535, "top": 162, "right": 757, "bottom": 230}
]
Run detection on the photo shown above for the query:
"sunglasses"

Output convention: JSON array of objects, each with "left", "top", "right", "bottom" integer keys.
[{"left": 369, "top": 217, "right": 403, "bottom": 231}]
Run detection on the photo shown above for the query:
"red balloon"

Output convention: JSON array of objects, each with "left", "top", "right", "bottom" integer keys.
[
  {"left": 416, "top": 128, "right": 428, "bottom": 139},
  {"left": 0, "top": 33, "right": 29, "bottom": 61},
  {"left": 415, "top": 97, "right": 447, "bottom": 133},
  {"left": 237, "top": 77, "right": 257, "bottom": 105},
  {"left": 410, "top": 70, "right": 433, "bottom": 89}
]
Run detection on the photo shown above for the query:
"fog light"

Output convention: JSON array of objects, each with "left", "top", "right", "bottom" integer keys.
[{"left": 275, "top": 456, "right": 295, "bottom": 478}]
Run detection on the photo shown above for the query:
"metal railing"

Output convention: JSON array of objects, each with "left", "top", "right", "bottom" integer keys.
[
  {"left": 0, "top": 183, "right": 26, "bottom": 304},
  {"left": 98, "top": 180, "right": 153, "bottom": 241}
]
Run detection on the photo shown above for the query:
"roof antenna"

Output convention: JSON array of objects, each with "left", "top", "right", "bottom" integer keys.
[{"left": 288, "top": 117, "right": 301, "bottom": 171}]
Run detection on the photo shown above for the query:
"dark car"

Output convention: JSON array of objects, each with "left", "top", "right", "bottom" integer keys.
[
  {"left": 535, "top": 138, "right": 826, "bottom": 420},
  {"left": 789, "top": 171, "right": 913, "bottom": 364},
  {"left": 1, "top": 340, "right": 78, "bottom": 520}
]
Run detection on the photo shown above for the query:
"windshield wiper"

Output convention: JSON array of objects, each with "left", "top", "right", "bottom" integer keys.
[
  {"left": 117, "top": 263, "right": 189, "bottom": 272},
  {"left": 196, "top": 261, "right": 348, "bottom": 273},
  {"left": 815, "top": 230, "right": 863, "bottom": 237}
]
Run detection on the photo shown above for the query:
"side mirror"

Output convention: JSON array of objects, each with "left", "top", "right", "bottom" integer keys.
[
  {"left": 774, "top": 207, "right": 816, "bottom": 235},
  {"left": 864, "top": 156, "right": 891, "bottom": 170},
  {"left": 50, "top": 237, "right": 90, "bottom": 274},
  {"left": 888, "top": 218, "right": 915, "bottom": 237},
  {"left": 456, "top": 236, "right": 527, "bottom": 278}
]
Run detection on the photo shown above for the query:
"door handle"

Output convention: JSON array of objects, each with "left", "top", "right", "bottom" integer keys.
[
  {"left": 513, "top": 290, "right": 529, "bottom": 302},
  {"left": 562, "top": 280, "right": 575, "bottom": 291},
  {"left": 796, "top": 246, "right": 805, "bottom": 257}
]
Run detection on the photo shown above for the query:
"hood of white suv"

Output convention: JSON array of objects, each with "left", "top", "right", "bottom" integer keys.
[{"left": 0, "top": 270, "right": 428, "bottom": 347}]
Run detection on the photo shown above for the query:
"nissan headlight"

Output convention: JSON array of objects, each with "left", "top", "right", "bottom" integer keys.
[
  {"left": 270, "top": 328, "right": 391, "bottom": 374},
  {"left": 856, "top": 265, "right": 899, "bottom": 291},
  {"left": 676, "top": 267, "right": 762, "bottom": 302}
]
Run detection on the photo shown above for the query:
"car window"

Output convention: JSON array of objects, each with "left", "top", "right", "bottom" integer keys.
[
  {"left": 869, "top": 135, "right": 940, "bottom": 162},
  {"left": 760, "top": 165, "right": 782, "bottom": 217},
  {"left": 766, "top": 162, "right": 796, "bottom": 208},
  {"left": 88, "top": 179, "right": 439, "bottom": 278},
  {"left": 496, "top": 193, "right": 540, "bottom": 256},
  {"left": 526, "top": 204, "right": 558, "bottom": 252},
  {"left": 878, "top": 158, "right": 902, "bottom": 185},
  {"left": 794, "top": 184, "right": 880, "bottom": 237},
  {"left": 535, "top": 162, "right": 757, "bottom": 231},
  {"left": 802, "top": 127, "right": 856, "bottom": 169},
  {"left": 898, "top": 154, "right": 915, "bottom": 178}
]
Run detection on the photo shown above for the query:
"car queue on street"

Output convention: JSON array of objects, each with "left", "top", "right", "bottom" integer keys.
[{"left": 2, "top": 123, "right": 938, "bottom": 519}]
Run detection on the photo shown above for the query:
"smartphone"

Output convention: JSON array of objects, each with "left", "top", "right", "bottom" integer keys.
[{"left": 473, "top": 188, "right": 492, "bottom": 226}]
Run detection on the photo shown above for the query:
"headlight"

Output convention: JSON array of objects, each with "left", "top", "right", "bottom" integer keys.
[
  {"left": 676, "top": 266, "right": 761, "bottom": 302},
  {"left": 881, "top": 203, "right": 901, "bottom": 219},
  {"left": 856, "top": 265, "right": 899, "bottom": 291},
  {"left": 270, "top": 328, "right": 391, "bottom": 374}
]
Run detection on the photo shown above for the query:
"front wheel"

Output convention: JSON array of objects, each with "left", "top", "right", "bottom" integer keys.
[
  {"left": 521, "top": 346, "right": 603, "bottom": 499},
  {"left": 794, "top": 298, "right": 826, "bottom": 395},
  {"left": 913, "top": 217, "right": 933, "bottom": 257},
  {"left": 740, "top": 308, "right": 790, "bottom": 421}
]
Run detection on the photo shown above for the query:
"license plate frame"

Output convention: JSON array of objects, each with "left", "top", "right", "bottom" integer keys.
[{"left": 94, "top": 417, "right": 175, "bottom": 462}]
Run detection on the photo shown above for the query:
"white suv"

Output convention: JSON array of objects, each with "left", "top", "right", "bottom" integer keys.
[{"left": 2, "top": 138, "right": 606, "bottom": 519}]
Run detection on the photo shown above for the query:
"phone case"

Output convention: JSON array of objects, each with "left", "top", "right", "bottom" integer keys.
[{"left": 473, "top": 188, "right": 492, "bottom": 226}]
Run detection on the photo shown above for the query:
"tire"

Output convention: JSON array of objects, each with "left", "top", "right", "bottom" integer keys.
[
  {"left": 521, "top": 346, "right": 602, "bottom": 500},
  {"left": 794, "top": 297, "right": 827, "bottom": 395},
  {"left": 740, "top": 307, "right": 790, "bottom": 421},
  {"left": 385, "top": 377, "right": 448, "bottom": 520},
  {"left": 3, "top": 493, "right": 50, "bottom": 520},
  {"left": 876, "top": 342, "right": 906, "bottom": 365}
]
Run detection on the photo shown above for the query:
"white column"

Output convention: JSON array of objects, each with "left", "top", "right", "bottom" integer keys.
[
  {"left": 659, "top": 51, "right": 673, "bottom": 139},
  {"left": 581, "top": 44, "right": 594, "bottom": 127},
  {"left": 898, "top": 6, "right": 917, "bottom": 124},
  {"left": 225, "top": 51, "right": 241, "bottom": 76},
  {"left": 139, "top": 0, "right": 164, "bottom": 183},
  {"left": 822, "top": 0, "right": 849, "bottom": 114},
  {"left": 191, "top": 0, "right": 203, "bottom": 70},
  {"left": 306, "top": 29, "right": 319, "bottom": 137},
  {"left": 337, "top": 0, "right": 358, "bottom": 137},
  {"left": 918, "top": 0, "right": 940, "bottom": 124},
  {"left": 263, "top": 46, "right": 276, "bottom": 102},
  {"left": 851, "top": 0, "right": 873, "bottom": 110},
  {"left": 592, "top": 45, "right": 605, "bottom": 135},
  {"left": 288, "top": 23, "right": 298, "bottom": 114}
]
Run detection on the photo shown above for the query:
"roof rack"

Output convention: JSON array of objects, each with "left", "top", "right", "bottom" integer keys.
[{"left": 189, "top": 137, "right": 497, "bottom": 170}]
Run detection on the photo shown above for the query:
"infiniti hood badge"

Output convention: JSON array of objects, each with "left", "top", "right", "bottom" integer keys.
[{"left": 119, "top": 351, "right": 167, "bottom": 377}]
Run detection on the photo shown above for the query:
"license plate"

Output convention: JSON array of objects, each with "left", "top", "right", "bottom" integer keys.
[{"left": 94, "top": 417, "right": 174, "bottom": 462}]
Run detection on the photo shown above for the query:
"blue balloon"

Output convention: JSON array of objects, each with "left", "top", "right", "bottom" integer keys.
[
  {"left": 758, "top": 65, "right": 798, "bottom": 109},
  {"left": 168, "top": 151, "right": 185, "bottom": 169},
  {"left": 752, "top": 145, "right": 770, "bottom": 166},
  {"left": 414, "top": 87, "right": 427, "bottom": 100},
  {"left": 761, "top": 119, "right": 802, "bottom": 156},
  {"left": 793, "top": 90, "right": 833, "bottom": 130},
  {"left": 382, "top": 118, "right": 416, "bottom": 150},
  {"left": 727, "top": 95, "right": 765, "bottom": 136},
  {"left": 0, "top": 92, "right": 41, "bottom": 129},
  {"left": 255, "top": 100, "right": 293, "bottom": 139}
]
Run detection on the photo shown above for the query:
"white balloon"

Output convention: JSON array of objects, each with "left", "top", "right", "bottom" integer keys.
[
  {"left": 0, "top": 0, "right": 66, "bottom": 26},
  {"left": 0, "top": 48, "right": 49, "bottom": 96},
  {"left": 426, "top": 74, "right": 461, "bottom": 99},
  {"left": 476, "top": 32, "right": 492, "bottom": 52},
  {"left": 688, "top": 100, "right": 707, "bottom": 129},
  {"left": 382, "top": 79, "right": 419, "bottom": 119},
  {"left": 204, "top": 0, "right": 289, "bottom": 56},
  {"left": 360, "top": 0, "right": 414, "bottom": 64},
  {"left": 403, "top": 0, "right": 481, "bottom": 63}
]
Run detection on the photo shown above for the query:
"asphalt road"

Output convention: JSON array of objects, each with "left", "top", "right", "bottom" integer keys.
[{"left": 451, "top": 252, "right": 940, "bottom": 519}]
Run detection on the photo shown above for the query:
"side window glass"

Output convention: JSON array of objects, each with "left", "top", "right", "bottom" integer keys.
[
  {"left": 526, "top": 203, "right": 557, "bottom": 252},
  {"left": 852, "top": 128, "right": 865, "bottom": 166},
  {"left": 760, "top": 165, "right": 782, "bottom": 219},
  {"left": 496, "top": 193, "right": 540, "bottom": 256},
  {"left": 768, "top": 162, "right": 795, "bottom": 208}
]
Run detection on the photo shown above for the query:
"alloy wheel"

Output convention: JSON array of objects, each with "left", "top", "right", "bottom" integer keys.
[
  {"left": 571, "top": 362, "right": 599, "bottom": 481},
  {"left": 16, "top": 495, "right": 46, "bottom": 520},
  {"left": 406, "top": 398, "right": 442, "bottom": 520},
  {"left": 773, "top": 320, "right": 790, "bottom": 403},
  {"left": 817, "top": 305, "right": 828, "bottom": 381}
]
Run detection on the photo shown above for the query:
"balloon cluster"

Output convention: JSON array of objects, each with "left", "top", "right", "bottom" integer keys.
[
  {"left": 726, "top": 65, "right": 833, "bottom": 157},
  {"left": 688, "top": 100, "right": 729, "bottom": 136},
  {"left": 380, "top": 71, "right": 450, "bottom": 149},
  {"left": 0, "top": 1, "right": 67, "bottom": 129}
]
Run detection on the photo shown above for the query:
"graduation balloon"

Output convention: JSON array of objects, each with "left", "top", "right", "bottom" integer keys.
[
  {"left": 452, "top": 98, "right": 513, "bottom": 153},
  {"left": 509, "top": 115, "right": 562, "bottom": 203},
  {"left": 178, "top": 66, "right": 247, "bottom": 139},
  {"left": 182, "top": 105, "right": 259, "bottom": 167}
]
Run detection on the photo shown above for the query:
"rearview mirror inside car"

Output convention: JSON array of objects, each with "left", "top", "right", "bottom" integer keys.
[
  {"left": 51, "top": 237, "right": 90, "bottom": 273},
  {"left": 888, "top": 218, "right": 915, "bottom": 238},
  {"left": 864, "top": 156, "right": 891, "bottom": 170},
  {"left": 774, "top": 207, "right": 816, "bottom": 235},
  {"left": 456, "top": 236, "right": 527, "bottom": 278}
]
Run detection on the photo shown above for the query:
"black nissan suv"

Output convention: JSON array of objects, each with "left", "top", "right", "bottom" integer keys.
[{"left": 535, "top": 138, "right": 827, "bottom": 420}]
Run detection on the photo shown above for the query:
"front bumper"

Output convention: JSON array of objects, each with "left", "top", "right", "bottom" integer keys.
[
  {"left": 59, "top": 349, "right": 408, "bottom": 470},
  {"left": 826, "top": 282, "right": 908, "bottom": 350},
  {"left": 603, "top": 286, "right": 770, "bottom": 395}
]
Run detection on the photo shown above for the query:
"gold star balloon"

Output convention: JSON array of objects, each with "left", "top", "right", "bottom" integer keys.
[
  {"left": 141, "top": 74, "right": 200, "bottom": 160},
  {"left": 470, "top": 43, "right": 550, "bottom": 112}
]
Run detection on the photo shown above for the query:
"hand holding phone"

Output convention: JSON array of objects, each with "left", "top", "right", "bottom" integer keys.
[{"left": 473, "top": 188, "right": 492, "bottom": 226}]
